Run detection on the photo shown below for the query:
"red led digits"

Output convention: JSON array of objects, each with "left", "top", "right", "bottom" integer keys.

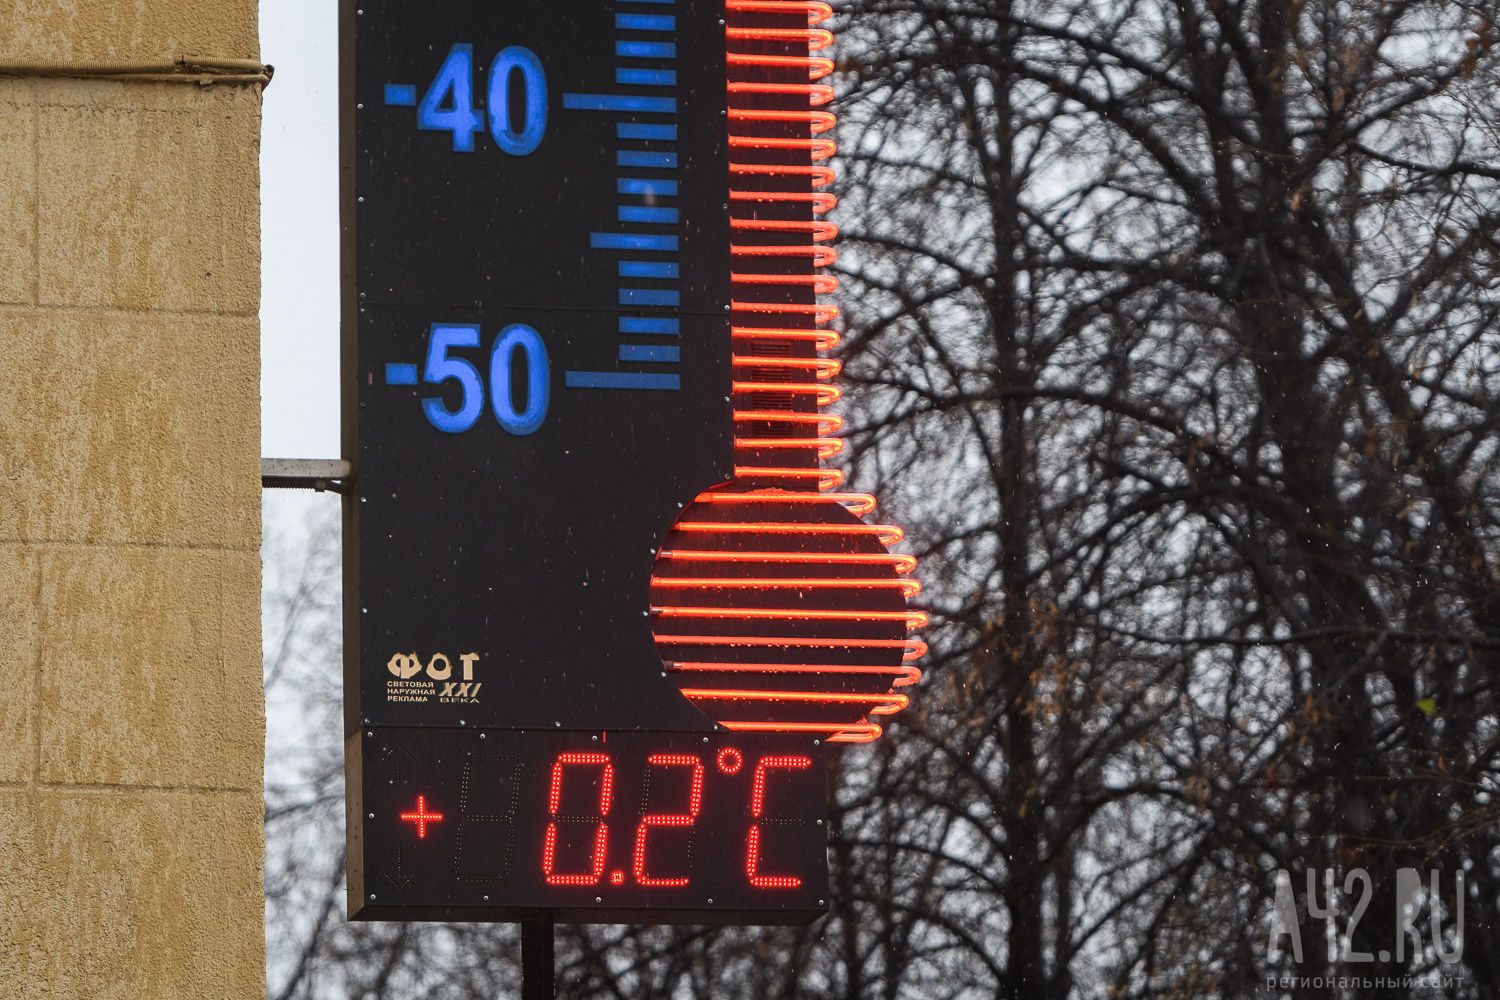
[
  {"left": 747, "top": 756, "right": 811, "bottom": 888},
  {"left": 543, "top": 753, "right": 614, "bottom": 886},
  {"left": 750, "top": 756, "right": 809, "bottom": 815},
  {"left": 746, "top": 827, "right": 802, "bottom": 888},
  {"left": 632, "top": 754, "right": 705, "bottom": 887},
  {"left": 399, "top": 795, "right": 443, "bottom": 839},
  {"left": 530, "top": 745, "right": 820, "bottom": 897}
]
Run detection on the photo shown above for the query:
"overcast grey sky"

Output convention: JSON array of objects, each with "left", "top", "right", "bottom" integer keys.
[{"left": 260, "top": 0, "right": 341, "bottom": 461}]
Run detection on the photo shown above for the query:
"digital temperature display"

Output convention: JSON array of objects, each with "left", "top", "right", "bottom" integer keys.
[
  {"left": 341, "top": 0, "right": 836, "bottom": 925},
  {"left": 352, "top": 729, "right": 829, "bottom": 923}
]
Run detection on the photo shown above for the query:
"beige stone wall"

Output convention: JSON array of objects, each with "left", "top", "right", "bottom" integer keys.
[{"left": 0, "top": 4, "right": 265, "bottom": 997}]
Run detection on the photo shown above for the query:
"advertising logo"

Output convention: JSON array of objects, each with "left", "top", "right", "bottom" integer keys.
[{"left": 385, "top": 651, "right": 481, "bottom": 703}]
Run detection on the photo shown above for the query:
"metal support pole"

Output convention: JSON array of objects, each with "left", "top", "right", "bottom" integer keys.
[{"left": 521, "top": 916, "right": 554, "bottom": 1000}]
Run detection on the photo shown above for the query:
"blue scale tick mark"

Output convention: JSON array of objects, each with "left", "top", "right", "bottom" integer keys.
[
  {"left": 617, "top": 68, "right": 678, "bottom": 86},
  {"left": 615, "top": 13, "right": 676, "bottom": 30},
  {"left": 621, "top": 317, "right": 680, "bottom": 335},
  {"left": 591, "top": 232, "right": 679, "bottom": 251},
  {"left": 618, "top": 123, "right": 678, "bottom": 141},
  {"left": 619, "top": 178, "right": 679, "bottom": 196},
  {"left": 566, "top": 371, "right": 681, "bottom": 390},
  {"left": 618, "top": 150, "right": 678, "bottom": 168},
  {"left": 620, "top": 260, "right": 680, "bottom": 278},
  {"left": 564, "top": 93, "right": 676, "bottom": 113},
  {"left": 620, "top": 288, "right": 681, "bottom": 307},
  {"left": 619, "top": 206, "right": 679, "bottom": 224},
  {"left": 616, "top": 41, "right": 677, "bottom": 58},
  {"left": 620, "top": 345, "right": 681, "bottom": 362}
]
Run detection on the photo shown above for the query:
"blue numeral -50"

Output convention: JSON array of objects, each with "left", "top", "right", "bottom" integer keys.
[
  {"left": 416, "top": 43, "right": 547, "bottom": 154},
  {"left": 422, "top": 323, "right": 549, "bottom": 435}
]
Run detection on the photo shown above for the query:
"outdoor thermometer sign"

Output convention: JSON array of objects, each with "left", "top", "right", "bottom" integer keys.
[{"left": 342, "top": 0, "right": 925, "bottom": 924}]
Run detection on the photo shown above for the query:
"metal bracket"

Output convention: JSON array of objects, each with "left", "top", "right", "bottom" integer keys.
[{"left": 261, "top": 458, "right": 353, "bottom": 494}]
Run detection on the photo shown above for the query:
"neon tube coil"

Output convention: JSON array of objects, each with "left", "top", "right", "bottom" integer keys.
[{"left": 650, "top": 0, "right": 924, "bottom": 743}]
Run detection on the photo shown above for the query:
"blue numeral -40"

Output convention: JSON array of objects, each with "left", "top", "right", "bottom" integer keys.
[
  {"left": 408, "top": 43, "right": 547, "bottom": 154},
  {"left": 422, "top": 323, "right": 550, "bottom": 435}
]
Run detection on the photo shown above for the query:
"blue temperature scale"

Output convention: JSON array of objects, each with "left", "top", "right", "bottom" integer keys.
[{"left": 342, "top": 0, "right": 831, "bottom": 925}]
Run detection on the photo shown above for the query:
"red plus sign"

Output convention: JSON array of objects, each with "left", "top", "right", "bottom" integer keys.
[{"left": 399, "top": 795, "right": 443, "bottom": 838}]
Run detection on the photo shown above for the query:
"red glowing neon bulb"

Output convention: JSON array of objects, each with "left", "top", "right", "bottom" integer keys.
[
  {"left": 645, "top": 0, "right": 925, "bottom": 746},
  {"left": 725, "top": 0, "right": 833, "bottom": 25},
  {"left": 399, "top": 795, "right": 443, "bottom": 839},
  {"left": 680, "top": 689, "right": 912, "bottom": 714},
  {"left": 669, "top": 660, "right": 924, "bottom": 686},
  {"left": 671, "top": 520, "right": 898, "bottom": 542},
  {"left": 653, "top": 604, "right": 930, "bottom": 630},
  {"left": 728, "top": 721, "right": 886, "bottom": 743},
  {"left": 653, "top": 634, "right": 930, "bottom": 663},
  {"left": 652, "top": 576, "right": 921, "bottom": 597}
]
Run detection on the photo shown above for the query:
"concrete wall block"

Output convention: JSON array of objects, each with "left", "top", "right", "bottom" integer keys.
[
  {"left": 0, "top": 788, "right": 264, "bottom": 999},
  {"left": 0, "top": 84, "right": 37, "bottom": 306},
  {"left": 1, "top": 2, "right": 265, "bottom": 993},
  {"left": 36, "top": 83, "right": 261, "bottom": 314},
  {"left": 0, "top": 308, "right": 259, "bottom": 547},
  {"left": 34, "top": 545, "right": 262, "bottom": 790},
  {"left": 0, "top": 2, "right": 258, "bottom": 65},
  {"left": 0, "top": 545, "right": 41, "bottom": 784}
]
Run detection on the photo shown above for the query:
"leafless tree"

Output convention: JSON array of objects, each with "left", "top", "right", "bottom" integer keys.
[{"left": 819, "top": 0, "right": 1500, "bottom": 995}]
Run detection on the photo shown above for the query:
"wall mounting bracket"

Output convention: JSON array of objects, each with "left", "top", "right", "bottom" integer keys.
[{"left": 261, "top": 458, "right": 352, "bottom": 493}]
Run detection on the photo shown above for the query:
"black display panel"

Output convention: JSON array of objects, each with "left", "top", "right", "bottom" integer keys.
[
  {"left": 346, "top": 0, "right": 733, "bottom": 734},
  {"left": 341, "top": 0, "right": 830, "bottom": 924},
  {"left": 349, "top": 729, "right": 829, "bottom": 923}
]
